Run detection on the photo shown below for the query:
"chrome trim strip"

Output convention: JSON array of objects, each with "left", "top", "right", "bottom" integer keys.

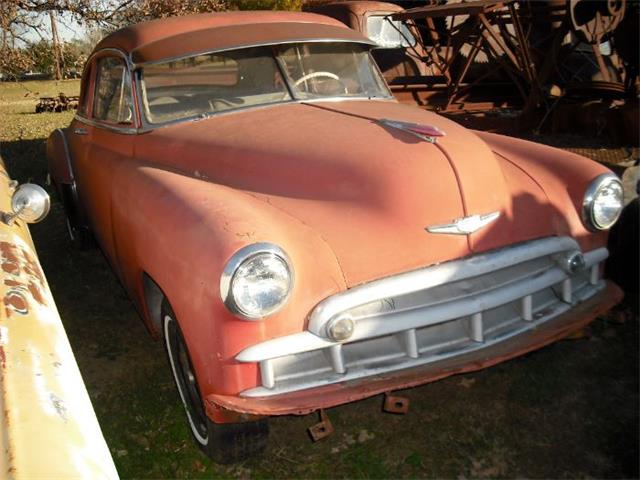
[
  {"left": 74, "top": 115, "right": 138, "bottom": 135},
  {"left": 220, "top": 242, "right": 294, "bottom": 321},
  {"left": 237, "top": 246, "right": 607, "bottom": 363},
  {"left": 308, "top": 236, "right": 580, "bottom": 337},
  {"left": 236, "top": 331, "right": 334, "bottom": 363},
  {"left": 53, "top": 128, "right": 75, "bottom": 182},
  {"left": 240, "top": 278, "right": 605, "bottom": 398},
  {"left": 582, "top": 173, "right": 623, "bottom": 231},
  {"left": 135, "top": 97, "right": 395, "bottom": 133},
  {"left": 76, "top": 47, "right": 139, "bottom": 134},
  {"left": 87, "top": 47, "right": 134, "bottom": 70}
]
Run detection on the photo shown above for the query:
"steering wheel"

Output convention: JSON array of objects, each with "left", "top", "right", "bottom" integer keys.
[{"left": 292, "top": 71, "right": 348, "bottom": 94}]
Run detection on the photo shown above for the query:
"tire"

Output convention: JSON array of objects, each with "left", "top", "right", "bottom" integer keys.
[{"left": 162, "top": 300, "right": 269, "bottom": 463}]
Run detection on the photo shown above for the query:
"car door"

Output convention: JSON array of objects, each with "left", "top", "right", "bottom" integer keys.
[{"left": 73, "top": 53, "right": 136, "bottom": 270}]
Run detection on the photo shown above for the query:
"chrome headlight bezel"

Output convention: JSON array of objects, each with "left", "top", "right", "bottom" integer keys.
[
  {"left": 220, "top": 243, "right": 294, "bottom": 320},
  {"left": 582, "top": 173, "right": 624, "bottom": 231}
]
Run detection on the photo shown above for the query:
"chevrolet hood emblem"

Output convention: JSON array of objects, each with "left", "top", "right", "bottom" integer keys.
[{"left": 426, "top": 211, "right": 501, "bottom": 235}]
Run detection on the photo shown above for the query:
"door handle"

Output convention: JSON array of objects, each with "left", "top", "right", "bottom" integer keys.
[{"left": 73, "top": 128, "right": 88, "bottom": 135}]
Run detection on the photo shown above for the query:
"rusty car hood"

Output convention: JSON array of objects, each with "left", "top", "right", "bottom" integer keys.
[{"left": 136, "top": 100, "right": 557, "bottom": 286}]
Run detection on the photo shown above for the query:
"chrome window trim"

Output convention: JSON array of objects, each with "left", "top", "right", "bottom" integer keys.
[
  {"left": 220, "top": 242, "right": 294, "bottom": 321},
  {"left": 74, "top": 114, "right": 138, "bottom": 135},
  {"left": 135, "top": 96, "right": 395, "bottom": 133},
  {"left": 78, "top": 48, "right": 139, "bottom": 134},
  {"left": 87, "top": 47, "right": 135, "bottom": 70},
  {"left": 135, "top": 44, "right": 393, "bottom": 131},
  {"left": 132, "top": 38, "right": 376, "bottom": 68},
  {"left": 581, "top": 173, "right": 623, "bottom": 231}
]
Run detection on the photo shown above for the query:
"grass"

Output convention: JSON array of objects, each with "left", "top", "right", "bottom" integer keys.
[{"left": 1, "top": 79, "right": 638, "bottom": 479}]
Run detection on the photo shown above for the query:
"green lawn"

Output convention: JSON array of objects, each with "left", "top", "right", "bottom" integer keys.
[{"left": 1, "top": 79, "right": 638, "bottom": 479}]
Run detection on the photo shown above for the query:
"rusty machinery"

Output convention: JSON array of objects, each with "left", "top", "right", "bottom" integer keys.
[
  {"left": 386, "top": 0, "right": 635, "bottom": 139},
  {"left": 35, "top": 93, "right": 79, "bottom": 113}
]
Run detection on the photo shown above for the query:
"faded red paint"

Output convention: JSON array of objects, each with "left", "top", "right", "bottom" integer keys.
[{"left": 45, "top": 11, "right": 622, "bottom": 425}]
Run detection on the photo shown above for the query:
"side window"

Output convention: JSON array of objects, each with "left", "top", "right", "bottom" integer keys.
[{"left": 93, "top": 57, "right": 134, "bottom": 124}]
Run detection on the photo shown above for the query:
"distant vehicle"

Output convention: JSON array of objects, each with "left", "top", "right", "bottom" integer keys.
[
  {"left": 47, "top": 11, "right": 624, "bottom": 463},
  {"left": 0, "top": 158, "right": 118, "bottom": 478}
]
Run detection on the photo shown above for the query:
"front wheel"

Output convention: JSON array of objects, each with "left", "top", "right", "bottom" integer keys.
[{"left": 162, "top": 300, "right": 269, "bottom": 463}]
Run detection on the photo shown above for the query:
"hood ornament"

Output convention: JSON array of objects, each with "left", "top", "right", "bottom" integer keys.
[
  {"left": 426, "top": 211, "right": 501, "bottom": 235},
  {"left": 379, "top": 119, "right": 445, "bottom": 143}
]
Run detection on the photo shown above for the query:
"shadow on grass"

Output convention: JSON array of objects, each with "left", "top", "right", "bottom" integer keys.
[{"left": 1, "top": 138, "right": 50, "bottom": 185}]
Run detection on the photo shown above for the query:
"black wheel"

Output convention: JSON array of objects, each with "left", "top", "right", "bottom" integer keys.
[{"left": 162, "top": 300, "right": 269, "bottom": 463}]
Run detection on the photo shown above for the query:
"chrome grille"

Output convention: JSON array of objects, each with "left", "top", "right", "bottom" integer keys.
[{"left": 236, "top": 237, "right": 608, "bottom": 398}]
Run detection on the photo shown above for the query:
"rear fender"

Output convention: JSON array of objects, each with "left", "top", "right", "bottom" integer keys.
[
  {"left": 46, "top": 129, "right": 90, "bottom": 232},
  {"left": 46, "top": 128, "right": 74, "bottom": 187}
]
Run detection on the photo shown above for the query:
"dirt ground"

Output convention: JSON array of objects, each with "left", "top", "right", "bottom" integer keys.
[{"left": 1, "top": 80, "right": 638, "bottom": 479}]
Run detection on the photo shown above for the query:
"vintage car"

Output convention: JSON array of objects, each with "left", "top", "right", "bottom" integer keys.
[
  {"left": 0, "top": 159, "right": 117, "bottom": 477},
  {"left": 47, "top": 11, "right": 624, "bottom": 463}
]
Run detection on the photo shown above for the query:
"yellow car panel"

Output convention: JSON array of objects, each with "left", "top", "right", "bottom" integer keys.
[{"left": 0, "top": 161, "right": 118, "bottom": 479}]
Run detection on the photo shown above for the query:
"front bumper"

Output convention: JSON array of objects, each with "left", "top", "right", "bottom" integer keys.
[{"left": 207, "top": 281, "right": 621, "bottom": 417}]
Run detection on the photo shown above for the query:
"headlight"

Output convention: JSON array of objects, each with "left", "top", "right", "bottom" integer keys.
[
  {"left": 220, "top": 243, "right": 293, "bottom": 320},
  {"left": 582, "top": 174, "right": 624, "bottom": 231}
]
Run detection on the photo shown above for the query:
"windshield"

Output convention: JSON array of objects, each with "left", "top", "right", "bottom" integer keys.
[
  {"left": 141, "top": 42, "right": 390, "bottom": 124},
  {"left": 278, "top": 43, "right": 390, "bottom": 100},
  {"left": 366, "top": 16, "right": 417, "bottom": 48}
]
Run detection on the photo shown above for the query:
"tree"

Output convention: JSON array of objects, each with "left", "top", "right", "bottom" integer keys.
[
  {"left": 23, "top": 38, "right": 86, "bottom": 77},
  {"left": 0, "top": 0, "right": 305, "bottom": 78},
  {"left": 230, "top": 0, "right": 303, "bottom": 10},
  {"left": 104, "top": 0, "right": 302, "bottom": 27},
  {"left": 0, "top": 1, "right": 98, "bottom": 79}
]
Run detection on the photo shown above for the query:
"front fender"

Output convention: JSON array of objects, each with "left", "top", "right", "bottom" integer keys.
[
  {"left": 111, "top": 165, "right": 347, "bottom": 396},
  {"left": 476, "top": 131, "right": 611, "bottom": 252}
]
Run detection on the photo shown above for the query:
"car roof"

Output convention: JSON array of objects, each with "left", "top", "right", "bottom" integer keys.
[
  {"left": 94, "top": 11, "right": 374, "bottom": 66},
  {"left": 305, "top": 1, "right": 405, "bottom": 17}
]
